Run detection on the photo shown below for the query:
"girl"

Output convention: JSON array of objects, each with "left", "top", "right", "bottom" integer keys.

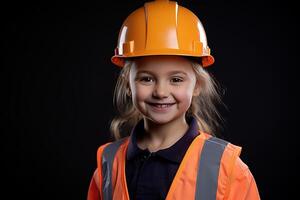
[{"left": 88, "top": 0, "right": 260, "bottom": 199}]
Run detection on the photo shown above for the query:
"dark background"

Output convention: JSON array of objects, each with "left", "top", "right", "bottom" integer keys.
[{"left": 4, "top": 0, "right": 297, "bottom": 199}]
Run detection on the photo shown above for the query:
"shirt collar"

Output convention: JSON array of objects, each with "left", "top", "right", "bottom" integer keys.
[{"left": 126, "top": 117, "right": 199, "bottom": 163}]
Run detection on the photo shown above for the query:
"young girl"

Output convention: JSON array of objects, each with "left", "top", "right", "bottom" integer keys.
[{"left": 88, "top": 0, "right": 260, "bottom": 199}]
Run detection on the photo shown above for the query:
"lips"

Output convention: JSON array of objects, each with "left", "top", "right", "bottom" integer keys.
[
  {"left": 148, "top": 102, "right": 176, "bottom": 106},
  {"left": 147, "top": 102, "right": 176, "bottom": 111}
]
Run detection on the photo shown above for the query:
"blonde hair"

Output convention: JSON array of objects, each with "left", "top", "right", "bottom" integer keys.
[{"left": 110, "top": 58, "right": 224, "bottom": 140}]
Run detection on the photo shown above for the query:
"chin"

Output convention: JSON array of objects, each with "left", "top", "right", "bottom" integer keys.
[{"left": 148, "top": 118, "right": 172, "bottom": 125}]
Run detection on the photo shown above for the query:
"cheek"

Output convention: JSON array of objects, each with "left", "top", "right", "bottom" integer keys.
[
  {"left": 174, "top": 84, "right": 195, "bottom": 102},
  {"left": 175, "top": 90, "right": 193, "bottom": 104},
  {"left": 132, "top": 85, "right": 151, "bottom": 102}
]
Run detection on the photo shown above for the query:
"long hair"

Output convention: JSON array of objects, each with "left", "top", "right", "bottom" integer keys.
[{"left": 110, "top": 58, "right": 225, "bottom": 140}]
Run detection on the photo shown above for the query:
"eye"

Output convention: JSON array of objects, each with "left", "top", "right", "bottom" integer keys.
[
  {"left": 171, "top": 77, "right": 184, "bottom": 83},
  {"left": 139, "top": 76, "right": 154, "bottom": 83}
]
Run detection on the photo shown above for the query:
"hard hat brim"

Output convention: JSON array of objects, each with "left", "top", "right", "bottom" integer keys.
[{"left": 111, "top": 54, "right": 215, "bottom": 68}]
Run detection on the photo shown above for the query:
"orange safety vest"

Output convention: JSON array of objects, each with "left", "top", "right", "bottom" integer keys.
[{"left": 88, "top": 132, "right": 260, "bottom": 200}]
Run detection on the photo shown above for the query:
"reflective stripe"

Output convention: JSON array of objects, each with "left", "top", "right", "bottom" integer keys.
[
  {"left": 101, "top": 139, "right": 126, "bottom": 200},
  {"left": 195, "top": 137, "right": 228, "bottom": 200}
]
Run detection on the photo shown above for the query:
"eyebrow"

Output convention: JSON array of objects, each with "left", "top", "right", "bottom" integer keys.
[{"left": 137, "top": 70, "right": 188, "bottom": 76}]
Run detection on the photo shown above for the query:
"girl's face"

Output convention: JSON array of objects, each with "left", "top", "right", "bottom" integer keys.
[{"left": 129, "top": 56, "right": 201, "bottom": 125}]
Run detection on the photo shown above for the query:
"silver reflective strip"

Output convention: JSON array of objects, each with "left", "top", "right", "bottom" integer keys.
[
  {"left": 102, "top": 139, "right": 126, "bottom": 200},
  {"left": 195, "top": 137, "right": 228, "bottom": 200}
]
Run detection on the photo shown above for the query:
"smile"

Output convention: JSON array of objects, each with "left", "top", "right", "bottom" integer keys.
[{"left": 147, "top": 102, "right": 176, "bottom": 112}]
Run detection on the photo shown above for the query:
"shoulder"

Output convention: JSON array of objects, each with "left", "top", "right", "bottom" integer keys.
[
  {"left": 96, "top": 137, "right": 129, "bottom": 158},
  {"left": 209, "top": 136, "right": 260, "bottom": 198},
  {"left": 227, "top": 157, "right": 261, "bottom": 199},
  {"left": 214, "top": 137, "right": 260, "bottom": 199},
  {"left": 197, "top": 133, "right": 260, "bottom": 198},
  {"left": 233, "top": 157, "right": 255, "bottom": 184},
  {"left": 200, "top": 132, "right": 242, "bottom": 156},
  {"left": 205, "top": 134, "right": 253, "bottom": 182},
  {"left": 96, "top": 142, "right": 112, "bottom": 158}
]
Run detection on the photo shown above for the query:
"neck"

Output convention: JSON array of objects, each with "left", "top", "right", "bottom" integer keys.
[{"left": 137, "top": 116, "right": 189, "bottom": 152}]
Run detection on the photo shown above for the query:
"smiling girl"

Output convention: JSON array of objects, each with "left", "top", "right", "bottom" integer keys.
[{"left": 87, "top": 1, "right": 260, "bottom": 199}]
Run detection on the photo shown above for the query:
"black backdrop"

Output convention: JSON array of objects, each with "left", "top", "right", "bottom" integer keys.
[{"left": 4, "top": 0, "right": 297, "bottom": 199}]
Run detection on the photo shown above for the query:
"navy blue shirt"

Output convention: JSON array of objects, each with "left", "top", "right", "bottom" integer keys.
[{"left": 125, "top": 117, "right": 199, "bottom": 200}]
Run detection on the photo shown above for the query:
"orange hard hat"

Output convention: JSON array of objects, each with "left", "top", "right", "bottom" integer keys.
[{"left": 111, "top": 0, "right": 214, "bottom": 67}]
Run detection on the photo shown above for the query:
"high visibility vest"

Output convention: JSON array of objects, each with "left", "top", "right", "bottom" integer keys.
[{"left": 88, "top": 132, "right": 260, "bottom": 200}]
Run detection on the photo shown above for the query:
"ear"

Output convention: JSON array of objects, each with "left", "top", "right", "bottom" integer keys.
[
  {"left": 193, "top": 80, "right": 201, "bottom": 96},
  {"left": 126, "top": 87, "right": 132, "bottom": 97},
  {"left": 126, "top": 82, "right": 132, "bottom": 97}
]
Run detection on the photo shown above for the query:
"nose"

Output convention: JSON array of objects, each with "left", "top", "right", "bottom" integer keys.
[{"left": 152, "top": 81, "right": 169, "bottom": 99}]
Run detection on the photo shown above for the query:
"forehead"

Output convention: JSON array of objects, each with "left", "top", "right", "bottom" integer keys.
[{"left": 133, "top": 56, "right": 194, "bottom": 74}]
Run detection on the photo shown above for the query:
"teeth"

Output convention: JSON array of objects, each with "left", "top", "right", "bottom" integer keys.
[
  {"left": 153, "top": 104, "right": 172, "bottom": 108},
  {"left": 157, "top": 104, "right": 167, "bottom": 108}
]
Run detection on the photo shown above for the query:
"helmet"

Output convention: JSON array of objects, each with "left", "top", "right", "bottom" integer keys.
[{"left": 111, "top": 0, "right": 214, "bottom": 67}]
